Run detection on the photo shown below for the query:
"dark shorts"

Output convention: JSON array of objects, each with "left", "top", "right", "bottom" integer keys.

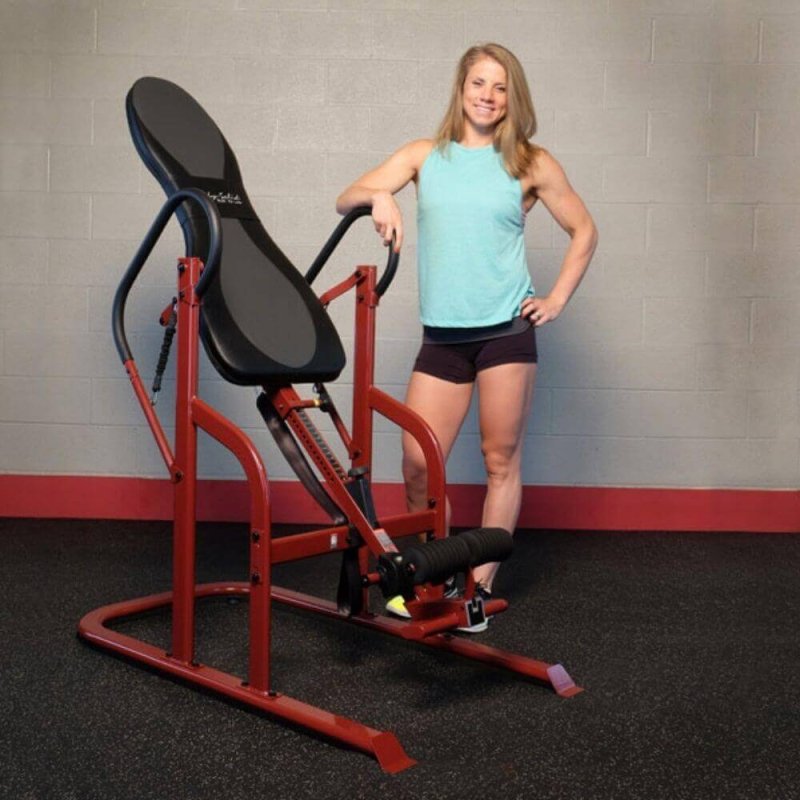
[{"left": 412, "top": 325, "right": 538, "bottom": 384}]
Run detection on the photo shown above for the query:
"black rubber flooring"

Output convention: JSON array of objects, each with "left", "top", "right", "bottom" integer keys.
[{"left": 1, "top": 518, "right": 799, "bottom": 800}]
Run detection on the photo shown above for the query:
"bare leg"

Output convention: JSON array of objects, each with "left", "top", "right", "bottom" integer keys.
[
  {"left": 472, "top": 361, "right": 537, "bottom": 591},
  {"left": 402, "top": 371, "right": 474, "bottom": 527}
]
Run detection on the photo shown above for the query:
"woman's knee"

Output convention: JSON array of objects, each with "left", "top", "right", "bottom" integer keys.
[
  {"left": 401, "top": 442, "right": 427, "bottom": 489},
  {"left": 481, "top": 440, "right": 521, "bottom": 483}
]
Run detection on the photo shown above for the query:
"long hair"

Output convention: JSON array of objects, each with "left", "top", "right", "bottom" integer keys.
[{"left": 435, "top": 43, "right": 539, "bottom": 178}]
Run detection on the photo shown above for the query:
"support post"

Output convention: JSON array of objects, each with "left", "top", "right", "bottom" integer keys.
[{"left": 171, "top": 256, "right": 203, "bottom": 664}]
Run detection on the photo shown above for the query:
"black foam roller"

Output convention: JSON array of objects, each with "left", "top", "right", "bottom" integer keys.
[
  {"left": 403, "top": 536, "right": 472, "bottom": 585},
  {"left": 459, "top": 527, "right": 513, "bottom": 566}
]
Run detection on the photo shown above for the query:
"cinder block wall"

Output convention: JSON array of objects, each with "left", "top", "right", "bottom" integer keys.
[{"left": 1, "top": 0, "right": 798, "bottom": 489}]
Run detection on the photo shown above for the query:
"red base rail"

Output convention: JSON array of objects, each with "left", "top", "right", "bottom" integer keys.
[
  {"left": 78, "top": 583, "right": 415, "bottom": 774},
  {"left": 79, "top": 579, "right": 581, "bottom": 772}
]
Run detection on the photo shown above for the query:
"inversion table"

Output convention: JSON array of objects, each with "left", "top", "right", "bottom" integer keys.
[{"left": 78, "top": 77, "right": 582, "bottom": 773}]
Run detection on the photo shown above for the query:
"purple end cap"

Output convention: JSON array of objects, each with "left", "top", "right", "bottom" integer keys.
[{"left": 546, "top": 663, "right": 577, "bottom": 695}]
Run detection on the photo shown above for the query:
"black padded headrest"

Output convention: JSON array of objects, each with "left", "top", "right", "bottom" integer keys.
[{"left": 126, "top": 77, "right": 346, "bottom": 386}]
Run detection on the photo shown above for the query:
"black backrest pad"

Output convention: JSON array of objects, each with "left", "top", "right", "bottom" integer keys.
[{"left": 127, "top": 77, "right": 346, "bottom": 385}]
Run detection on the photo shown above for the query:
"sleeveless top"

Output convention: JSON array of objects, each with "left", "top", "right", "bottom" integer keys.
[{"left": 416, "top": 141, "right": 534, "bottom": 336}]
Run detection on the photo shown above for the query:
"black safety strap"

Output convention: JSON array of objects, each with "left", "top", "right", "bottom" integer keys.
[{"left": 151, "top": 297, "right": 178, "bottom": 405}]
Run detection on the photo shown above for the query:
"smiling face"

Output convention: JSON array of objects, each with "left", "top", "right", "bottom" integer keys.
[{"left": 461, "top": 56, "right": 508, "bottom": 138}]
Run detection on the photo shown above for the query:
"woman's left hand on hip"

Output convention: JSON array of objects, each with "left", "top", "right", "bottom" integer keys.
[{"left": 521, "top": 295, "right": 564, "bottom": 326}]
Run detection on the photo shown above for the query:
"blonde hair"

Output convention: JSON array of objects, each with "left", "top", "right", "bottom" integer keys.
[{"left": 435, "top": 43, "right": 539, "bottom": 178}]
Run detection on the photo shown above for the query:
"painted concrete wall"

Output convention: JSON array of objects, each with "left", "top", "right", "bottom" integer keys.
[{"left": 1, "top": 0, "right": 799, "bottom": 489}]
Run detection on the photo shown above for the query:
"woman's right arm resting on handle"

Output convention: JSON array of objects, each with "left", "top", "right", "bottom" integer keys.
[{"left": 336, "top": 139, "right": 434, "bottom": 252}]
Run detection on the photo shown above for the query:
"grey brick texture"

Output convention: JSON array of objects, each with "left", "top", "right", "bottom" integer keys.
[{"left": 2, "top": 1, "right": 799, "bottom": 489}]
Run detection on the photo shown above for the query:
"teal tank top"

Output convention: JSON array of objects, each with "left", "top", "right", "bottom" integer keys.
[{"left": 416, "top": 142, "right": 533, "bottom": 328}]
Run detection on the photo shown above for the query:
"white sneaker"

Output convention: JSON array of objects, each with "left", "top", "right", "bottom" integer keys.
[{"left": 457, "top": 585, "right": 492, "bottom": 634}]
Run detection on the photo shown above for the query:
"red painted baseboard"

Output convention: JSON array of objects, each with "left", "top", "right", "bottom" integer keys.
[{"left": 0, "top": 474, "right": 798, "bottom": 533}]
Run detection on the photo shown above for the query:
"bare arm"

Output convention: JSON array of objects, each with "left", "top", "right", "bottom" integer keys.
[
  {"left": 336, "top": 139, "right": 433, "bottom": 252},
  {"left": 520, "top": 150, "right": 598, "bottom": 326}
]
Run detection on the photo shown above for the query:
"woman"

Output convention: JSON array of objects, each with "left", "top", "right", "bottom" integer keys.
[{"left": 336, "top": 43, "right": 597, "bottom": 629}]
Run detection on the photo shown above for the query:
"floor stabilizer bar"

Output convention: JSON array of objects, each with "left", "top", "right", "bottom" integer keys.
[
  {"left": 78, "top": 582, "right": 416, "bottom": 774},
  {"left": 270, "top": 585, "right": 583, "bottom": 698}
]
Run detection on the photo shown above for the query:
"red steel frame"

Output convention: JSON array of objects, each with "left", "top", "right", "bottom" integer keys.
[{"left": 79, "top": 257, "right": 582, "bottom": 774}]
